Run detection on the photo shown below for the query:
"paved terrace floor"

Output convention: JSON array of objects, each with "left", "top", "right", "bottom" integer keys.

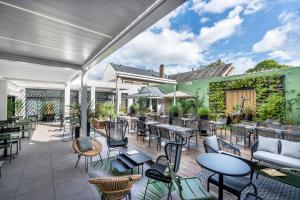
[{"left": 0, "top": 123, "right": 251, "bottom": 200}]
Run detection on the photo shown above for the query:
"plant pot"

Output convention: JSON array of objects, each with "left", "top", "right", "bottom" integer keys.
[
  {"left": 200, "top": 115, "right": 208, "bottom": 120},
  {"left": 139, "top": 116, "right": 147, "bottom": 122},
  {"left": 168, "top": 113, "right": 178, "bottom": 124},
  {"left": 75, "top": 126, "right": 80, "bottom": 139}
]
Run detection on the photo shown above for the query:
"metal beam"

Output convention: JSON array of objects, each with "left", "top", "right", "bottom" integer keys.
[{"left": 0, "top": 52, "right": 82, "bottom": 69}]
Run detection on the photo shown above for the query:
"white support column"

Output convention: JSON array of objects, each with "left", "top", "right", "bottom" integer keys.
[
  {"left": 115, "top": 76, "right": 121, "bottom": 115},
  {"left": 149, "top": 98, "right": 152, "bottom": 112},
  {"left": 0, "top": 80, "right": 7, "bottom": 120},
  {"left": 64, "top": 84, "right": 71, "bottom": 118},
  {"left": 80, "top": 70, "right": 88, "bottom": 136},
  {"left": 91, "top": 86, "right": 96, "bottom": 112},
  {"left": 173, "top": 84, "right": 176, "bottom": 106}
]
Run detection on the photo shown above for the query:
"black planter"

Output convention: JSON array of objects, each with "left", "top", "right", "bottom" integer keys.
[
  {"left": 75, "top": 126, "right": 80, "bottom": 139},
  {"left": 87, "top": 121, "right": 90, "bottom": 137},
  {"left": 200, "top": 115, "right": 209, "bottom": 120},
  {"left": 169, "top": 113, "right": 178, "bottom": 124},
  {"left": 139, "top": 116, "right": 147, "bottom": 122}
]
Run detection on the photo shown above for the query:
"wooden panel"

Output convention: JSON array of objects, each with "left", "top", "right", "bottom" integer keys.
[{"left": 225, "top": 90, "right": 256, "bottom": 113}]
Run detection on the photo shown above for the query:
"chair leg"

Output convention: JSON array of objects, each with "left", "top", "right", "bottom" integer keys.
[
  {"left": 251, "top": 183, "right": 257, "bottom": 195},
  {"left": 9, "top": 145, "right": 12, "bottom": 163},
  {"left": 167, "top": 182, "right": 173, "bottom": 200},
  {"left": 99, "top": 154, "right": 103, "bottom": 164},
  {"left": 143, "top": 178, "right": 150, "bottom": 200},
  {"left": 75, "top": 155, "right": 81, "bottom": 168}
]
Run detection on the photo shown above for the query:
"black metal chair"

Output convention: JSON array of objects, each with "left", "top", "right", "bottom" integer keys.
[
  {"left": 158, "top": 127, "right": 172, "bottom": 151},
  {"left": 143, "top": 134, "right": 187, "bottom": 199},
  {"left": 185, "top": 120, "right": 199, "bottom": 148},
  {"left": 136, "top": 120, "right": 147, "bottom": 141},
  {"left": 230, "top": 124, "right": 251, "bottom": 148},
  {"left": 199, "top": 119, "right": 212, "bottom": 136},
  {"left": 105, "top": 120, "right": 128, "bottom": 160},
  {"left": 148, "top": 124, "right": 160, "bottom": 151},
  {"left": 244, "top": 193, "right": 264, "bottom": 200},
  {"left": 0, "top": 133, "right": 13, "bottom": 163}
]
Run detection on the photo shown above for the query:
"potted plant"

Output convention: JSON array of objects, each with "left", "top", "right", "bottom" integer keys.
[
  {"left": 169, "top": 105, "right": 180, "bottom": 124},
  {"left": 42, "top": 102, "right": 55, "bottom": 121},
  {"left": 70, "top": 102, "right": 94, "bottom": 137},
  {"left": 197, "top": 107, "right": 210, "bottom": 120},
  {"left": 137, "top": 97, "right": 148, "bottom": 121},
  {"left": 129, "top": 104, "right": 137, "bottom": 116},
  {"left": 243, "top": 106, "right": 256, "bottom": 121}
]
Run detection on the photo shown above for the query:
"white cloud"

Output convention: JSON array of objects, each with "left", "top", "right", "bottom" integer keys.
[
  {"left": 198, "top": 6, "right": 243, "bottom": 47},
  {"left": 192, "top": 0, "right": 265, "bottom": 15},
  {"left": 199, "top": 17, "right": 209, "bottom": 24},
  {"left": 268, "top": 50, "right": 292, "bottom": 60},
  {"left": 252, "top": 25, "right": 292, "bottom": 53},
  {"left": 231, "top": 57, "right": 256, "bottom": 74},
  {"left": 284, "top": 59, "right": 300, "bottom": 67},
  {"left": 253, "top": 11, "right": 300, "bottom": 53}
]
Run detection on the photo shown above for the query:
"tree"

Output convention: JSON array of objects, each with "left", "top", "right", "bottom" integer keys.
[{"left": 246, "top": 59, "right": 288, "bottom": 73}]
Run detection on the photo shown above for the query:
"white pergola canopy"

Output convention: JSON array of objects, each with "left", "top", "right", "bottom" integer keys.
[
  {"left": 0, "top": 0, "right": 186, "bottom": 82},
  {"left": 0, "top": 0, "right": 186, "bottom": 134}
]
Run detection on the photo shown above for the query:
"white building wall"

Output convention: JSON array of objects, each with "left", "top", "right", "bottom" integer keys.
[{"left": 0, "top": 80, "right": 7, "bottom": 120}]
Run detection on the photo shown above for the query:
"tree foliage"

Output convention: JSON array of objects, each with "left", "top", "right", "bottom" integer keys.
[{"left": 246, "top": 59, "right": 288, "bottom": 73}]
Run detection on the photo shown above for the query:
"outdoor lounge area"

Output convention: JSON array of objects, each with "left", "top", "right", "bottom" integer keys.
[{"left": 0, "top": 0, "right": 300, "bottom": 200}]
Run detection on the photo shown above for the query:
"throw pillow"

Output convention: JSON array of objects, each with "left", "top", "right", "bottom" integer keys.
[
  {"left": 77, "top": 137, "right": 93, "bottom": 152},
  {"left": 257, "top": 136, "right": 279, "bottom": 154},
  {"left": 280, "top": 139, "right": 300, "bottom": 159},
  {"left": 205, "top": 135, "right": 220, "bottom": 152}
]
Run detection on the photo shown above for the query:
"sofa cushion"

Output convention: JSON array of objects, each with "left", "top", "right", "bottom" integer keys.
[
  {"left": 281, "top": 139, "right": 300, "bottom": 159},
  {"left": 77, "top": 137, "right": 93, "bottom": 152},
  {"left": 253, "top": 151, "right": 300, "bottom": 169},
  {"left": 205, "top": 135, "right": 220, "bottom": 152},
  {"left": 257, "top": 136, "right": 279, "bottom": 154}
]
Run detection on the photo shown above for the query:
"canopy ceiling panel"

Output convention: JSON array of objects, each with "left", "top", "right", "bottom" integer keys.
[
  {"left": 0, "top": 0, "right": 186, "bottom": 82},
  {"left": 0, "top": 59, "right": 77, "bottom": 83},
  {"left": 0, "top": 0, "right": 159, "bottom": 67}
]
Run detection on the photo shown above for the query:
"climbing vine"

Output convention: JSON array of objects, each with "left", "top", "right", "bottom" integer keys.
[{"left": 208, "top": 73, "right": 285, "bottom": 121}]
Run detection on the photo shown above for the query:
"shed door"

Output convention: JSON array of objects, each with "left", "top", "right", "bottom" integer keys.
[{"left": 225, "top": 90, "right": 256, "bottom": 113}]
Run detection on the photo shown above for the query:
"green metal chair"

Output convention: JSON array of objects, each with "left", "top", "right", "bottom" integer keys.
[{"left": 168, "top": 163, "right": 215, "bottom": 200}]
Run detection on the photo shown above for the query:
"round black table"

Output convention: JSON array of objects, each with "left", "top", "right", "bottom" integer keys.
[{"left": 196, "top": 153, "right": 251, "bottom": 200}]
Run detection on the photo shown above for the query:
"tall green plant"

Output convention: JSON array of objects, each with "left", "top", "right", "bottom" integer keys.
[
  {"left": 70, "top": 102, "right": 94, "bottom": 126},
  {"left": 256, "top": 93, "right": 284, "bottom": 121},
  {"left": 137, "top": 97, "right": 148, "bottom": 115},
  {"left": 7, "top": 98, "right": 14, "bottom": 118},
  {"left": 15, "top": 99, "right": 23, "bottom": 116},
  {"left": 95, "top": 102, "right": 116, "bottom": 120},
  {"left": 179, "top": 98, "right": 193, "bottom": 114}
]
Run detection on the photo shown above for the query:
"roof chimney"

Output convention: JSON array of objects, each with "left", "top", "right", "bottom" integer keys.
[{"left": 159, "top": 64, "right": 164, "bottom": 78}]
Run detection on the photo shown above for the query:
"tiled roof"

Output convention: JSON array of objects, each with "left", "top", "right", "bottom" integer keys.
[
  {"left": 169, "top": 63, "right": 233, "bottom": 82},
  {"left": 111, "top": 63, "right": 160, "bottom": 78}
]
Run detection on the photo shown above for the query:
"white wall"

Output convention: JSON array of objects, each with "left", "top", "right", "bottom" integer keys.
[{"left": 0, "top": 80, "right": 7, "bottom": 120}]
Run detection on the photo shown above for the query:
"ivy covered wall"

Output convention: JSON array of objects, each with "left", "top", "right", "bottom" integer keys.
[
  {"left": 158, "top": 66, "right": 300, "bottom": 124},
  {"left": 208, "top": 73, "right": 284, "bottom": 119}
]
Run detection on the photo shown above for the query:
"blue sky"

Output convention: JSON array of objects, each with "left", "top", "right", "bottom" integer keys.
[{"left": 90, "top": 0, "right": 300, "bottom": 78}]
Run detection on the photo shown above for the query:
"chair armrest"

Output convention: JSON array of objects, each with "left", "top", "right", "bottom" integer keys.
[
  {"left": 156, "top": 155, "right": 168, "bottom": 165},
  {"left": 250, "top": 140, "right": 259, "bottom": 160},
  {"left": 218, "top": 139, "right": 241, "bottom": 156}
]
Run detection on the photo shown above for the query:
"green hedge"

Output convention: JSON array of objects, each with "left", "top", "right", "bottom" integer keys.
[{"left": 208, "top": 73, "right": 285, "bottom": 121}]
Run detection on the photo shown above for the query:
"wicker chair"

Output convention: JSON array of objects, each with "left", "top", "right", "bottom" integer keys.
[
  {"left": 255, "top": 127, "right": 279, "bottom": 138},
  {"left": 89, "top": 175, "right": 141, "bottom": 200},
  {"left": 173, "top": 118, "right": 184, "bottom": 127},
  {"left": 72, "top": 138, "right": 103, "bottom": 173},
  {"left": 144, "top": 134, "right": 187, "bottom": 199}
]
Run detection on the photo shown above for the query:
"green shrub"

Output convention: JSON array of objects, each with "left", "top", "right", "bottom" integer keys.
[
  {"left": 256, "top": 93, "right": 284, "bottom": 121},
  {"left": 169, "top": 105, "right": 180, "bottom": 114},
  {"left": 197, "top": 107, "right": 210, "bottom": 116}
]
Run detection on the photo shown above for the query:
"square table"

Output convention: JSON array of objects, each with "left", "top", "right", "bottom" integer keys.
[{"left": 110, "top": 150, "right": 152, "bottom": 175}]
